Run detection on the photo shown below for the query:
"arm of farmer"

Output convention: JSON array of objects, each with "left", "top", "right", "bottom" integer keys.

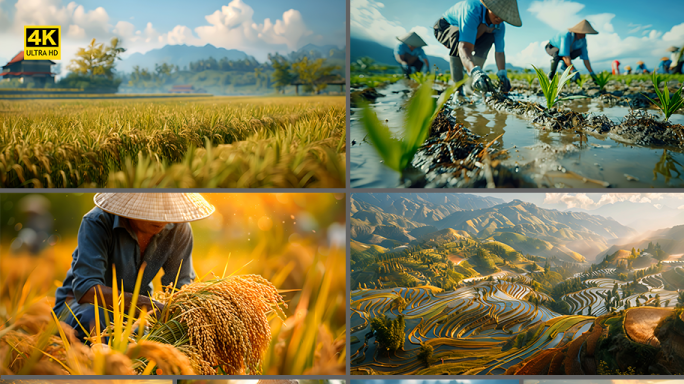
[
  {"left": 71, "top": 217, "right": 162, "bottom": 315},
  {"left": 495, "top": 52, "right": 511, "bottom": 93},
  {"left": 580, "top": 46, "right": 596, "bottom": 81},
  {"left": 161, "top": 222, "right": 197, "bottom": 289},
  {"left": 418, "top": 49, "right": 430, "bottom": 73},
  {"left": 458, "top": 42, "right": 493, "bottom": 92}
]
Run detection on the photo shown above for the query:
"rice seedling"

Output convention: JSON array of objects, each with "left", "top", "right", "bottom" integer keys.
[
  {"left": 593, "top": 71, "right": 612, "bottom": 92},
  {"left": 643, "top": 71, "right": 684, "bottom": 121},
  {"left": 531, "top": 65, "right": 588, "bottom": 109},
  {"left": 360, "top": 80, "right": 460, "bottom": 173},
  {"left": 0, "top": 96, "right": 345, "bottom": 188},
  {"left": 576, "top": 74, "right": 591, "bottom": 88},
  {"left": 409, "top": 72, "right": 434, "bottom": 84}
]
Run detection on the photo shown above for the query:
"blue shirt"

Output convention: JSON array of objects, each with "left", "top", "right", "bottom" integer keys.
[
  {"left": 549, "top": 31, "right": 589, "bottom": 60},
  {"left": 658, "top": 60, "right": 672, "bottom": 73},
  {"left": 394, "top": 42, "right": 427, "bottom": 61},
  {"left": 443, "top": 0, "right": 506, "bottom": 52},
  {"left": 53, "top": 207, "right": 196, "bottom": 315}
]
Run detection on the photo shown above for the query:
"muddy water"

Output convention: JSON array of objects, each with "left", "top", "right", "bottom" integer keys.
[{"left": 350, "top": 81, "right": 684, "bottom": 188}]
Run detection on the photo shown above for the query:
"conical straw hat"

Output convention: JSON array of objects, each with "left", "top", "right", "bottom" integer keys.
[
  {"left": 625, "top": 66, "right": 631, "bottom": 70},
  {"left": 94, "top": 193, "right": 215, "bottom": 222},
  {"left": 397, "top": 32, "right": 427, "bottom": 47},
  {"left": 637, "top": 60, "right": 644, "bottom": 65},
  {"left": 568, "top": 19, "right": 598, "bottom": 34},
  {"left": 662, "top": 57, "right": 670, "bottom": 61},
  {"left": 480, "top": 0, "right": 522, "bottom": 27},
  {"left": 667, "top": 46, "right": 679, "bottom": 52}
]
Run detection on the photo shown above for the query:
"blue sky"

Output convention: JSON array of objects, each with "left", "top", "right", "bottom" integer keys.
[
  {"left": 0, "top": 0, "right": 345, "bottom": 67},
  {"left": 351, "top": 0, "right": 684, "bottom": 72}
]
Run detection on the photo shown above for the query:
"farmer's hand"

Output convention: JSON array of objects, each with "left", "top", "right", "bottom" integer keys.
[
  {"left": 471, "top": 66, "right": 494, "bottom": 93},
  {"left": 497, "top": 69, "right": 511, "bottom": 93}
]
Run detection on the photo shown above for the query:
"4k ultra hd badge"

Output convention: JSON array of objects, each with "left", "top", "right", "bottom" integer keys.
[{"left": 24, "top": 26, "right": 61, "bottom": 60}]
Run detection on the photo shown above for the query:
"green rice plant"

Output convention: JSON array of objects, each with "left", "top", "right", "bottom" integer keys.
[
  {"left": 360, "top": 80, "right": 461, "bottom": 172},
  {"left": 643, "top": 71, "right": 684, "bottom": 121},
  {"left": 0, "top": 96, "right": 345, "bottom": 188},
  {"left": 531, "top": 65, "right": 587, "bottom": 109},
  {"left": 593, "top": 71, "right": 612, "bottom": 91},
  {"left": 624, "top": 76, "right": 634, "bottom": 87},
  {"left": 576, "top": 74, "right": 591, "bottom": 88},
  {"left": 409, "top": 71, "right": 435, "bottom": 84}
]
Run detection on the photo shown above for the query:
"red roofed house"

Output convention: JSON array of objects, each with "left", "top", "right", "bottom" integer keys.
[{"left": 1, "top": 51, "right": 55, "bottom": 87}]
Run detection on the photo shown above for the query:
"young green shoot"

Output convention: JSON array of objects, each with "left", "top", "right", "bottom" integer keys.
[
  {"left": 593, "top": 71, "right": 612, "bottom": 91},
  {"left": 643, "top": 71, "right": 684, "bottom": 121},
  {"left": 532, "top": 64, "right": 588, "bottom": 109},
  {"left": 360, "top": 79, "right": 462, "bottom": 173}
]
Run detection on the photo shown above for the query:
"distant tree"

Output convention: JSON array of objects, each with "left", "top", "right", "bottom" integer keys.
[
  {"left": 417, "top": 343, "right": 434, "bottom": 368},
  {"left": 370, "top": 314, "right": 405, "bottom": 356},
  {"left": 678, "top": 291, "right": 684, "bottom": 308},
  {"left": 292, "top": 56, "right": 340, "bottom": 94},
  {"left": 69, "top": 38, "right": 125, "bottom": 79},
  {"left": 391, "top": 296, "right": 407, "bottom": 312},
  {"left": 269, "top": 54, "right": 295, "bottom": 93}
]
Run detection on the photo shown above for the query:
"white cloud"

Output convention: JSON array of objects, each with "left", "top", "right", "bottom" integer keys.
[
  {"left": 678, "top": 205, "right": 684, "bottom": 210},
  {"left": 508, "top": 40, "right": 550, "bottom": 69},
  {"left": 544, "top": 193, "right": 684, "bottom": 210},
  {"left": 527, "top": 0, "right": 585, "bottom": 31},
  {"left": 628, "top": 23, "right": 652, "bottom": 34},
  {"left": 516, "top": 1, "right": 684, "bottom": 71},
  {"left": 351, "top": 0, "right": 448, "bottom": 61}
]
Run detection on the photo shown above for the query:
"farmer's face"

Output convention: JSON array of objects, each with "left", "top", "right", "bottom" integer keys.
[
  {"left": 408, "top": 45, "right": 416, "bottom": 51},
  {"left": 487, "top": 9, "right": 503, "bottom": 25},
  {"left": 129, "top": 219, "right": 170, "bottom": 236},
  {"left": 576, "top": 33, "right": 586, "bottom": 39}
]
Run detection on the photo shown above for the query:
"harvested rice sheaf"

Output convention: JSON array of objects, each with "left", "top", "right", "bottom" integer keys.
[{"left": 153, "top": 274, "right": 287, "bottom": 374}]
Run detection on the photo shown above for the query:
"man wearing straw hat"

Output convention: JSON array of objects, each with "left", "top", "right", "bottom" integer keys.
[
  {"left": 668, "top": 46, "right": 683, "bottom": 74},
  {"left": 395, "top": 31, "right": 430, "bottom": 78},
  {"left": 52, "top": 193, "right": 215, "bottom": 342},
  {"left": 546, "top": 19, "right": 598, "bottom": 82},
  {"left": 657, "top": 57, "right": 672, "bottom": 74},
  {"left": 636, "top": 60, "right": 649, "bottom": 74},
  {"left": 433, "top": 0, "right": 523, "bottom": 94}
]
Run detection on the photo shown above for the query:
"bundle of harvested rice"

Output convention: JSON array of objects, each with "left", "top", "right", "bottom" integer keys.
[{"left": 151, "top": 274, "right": 286, "bottom": 374}]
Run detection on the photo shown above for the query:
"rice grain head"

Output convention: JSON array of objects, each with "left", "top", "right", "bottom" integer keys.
[{"left": 156, "top": 274, "right": 286, "bottom": 374}]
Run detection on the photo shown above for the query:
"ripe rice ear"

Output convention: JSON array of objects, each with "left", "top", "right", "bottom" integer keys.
[{"left": 153, "top": 274, "right": 286, "bottom": 374}]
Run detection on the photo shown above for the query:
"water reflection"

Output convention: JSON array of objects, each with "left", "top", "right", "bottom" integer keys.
[
  {"left": 350, "top": 81, "right": 684, "bottom": 188},
  {"left": 654, "top": 149, "right": 683, "bottom": 183}
]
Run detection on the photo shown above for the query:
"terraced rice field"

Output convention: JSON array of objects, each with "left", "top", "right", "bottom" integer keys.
[
  {"left": 350, "top": 281, "right": 597, "bottom": 374},
  {"left": 352, "top": 267, "right": 682, "bottom": 375}
]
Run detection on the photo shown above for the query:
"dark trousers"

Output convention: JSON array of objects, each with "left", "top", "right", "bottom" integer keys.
[
  {"left": 546, "top": 43, "right": 583, "bottom": 79},
  {"left": 674, "top": 61, "right": 684, "bottom": 74},
  {"left": 400, "top": 55, "right": 424, "bottom": 77},
  {"left": 434, "top": 17, "right": 494, "bottom": 82}
]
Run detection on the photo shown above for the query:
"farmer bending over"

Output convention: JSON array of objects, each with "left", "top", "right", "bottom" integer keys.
[
  {"left": 546, "top": 19, "right": 598, "bottom": 82},
  {"left": 395, "top": 32, "right": 430, "bottom": 78},
  {"left": 636, "top": 61, "right": 649, "bottom": 74},
  {"left": 53, "top": 193, "right": 215, "bottom": 342},
  {"left": 668, "top": 46, "right": 683, "bottom": 74},
  {"left": 434, "top": 0, "right": 522, "bottom": 94}
]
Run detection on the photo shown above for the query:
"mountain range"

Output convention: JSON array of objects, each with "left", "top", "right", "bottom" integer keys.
[
  {"left": 118, "top": 44, "right": 252, "bottom": 73},
  {"left": 117, "top": 43, "right": 344, "bottom": 74},
  {"left": 352, "top": 194, "right": 638, "bottom": 262}
]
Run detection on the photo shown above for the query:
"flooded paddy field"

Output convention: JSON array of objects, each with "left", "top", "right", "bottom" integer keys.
[{"left": 351, "top": 79, "right": 684, "bottom": 188}]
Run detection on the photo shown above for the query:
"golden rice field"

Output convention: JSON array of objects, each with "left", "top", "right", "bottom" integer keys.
[
  {"left": 0, "top": 96, "right": 345, "bottom": 188},
  {"left": 0, "top": 193, "right": 346, "bottom": 375}
]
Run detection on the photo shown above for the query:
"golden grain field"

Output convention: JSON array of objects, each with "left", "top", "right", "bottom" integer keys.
[{"left": 0, "top": 96, "right": 345, "bottom": 188}]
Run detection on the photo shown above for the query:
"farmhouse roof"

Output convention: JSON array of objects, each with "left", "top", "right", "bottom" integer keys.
[
  {"left": 2, "top": 51, "right": 56, "bottom": 68},
  {"left": 0, "top": 71, "right": 53, "bottom": 76}
]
